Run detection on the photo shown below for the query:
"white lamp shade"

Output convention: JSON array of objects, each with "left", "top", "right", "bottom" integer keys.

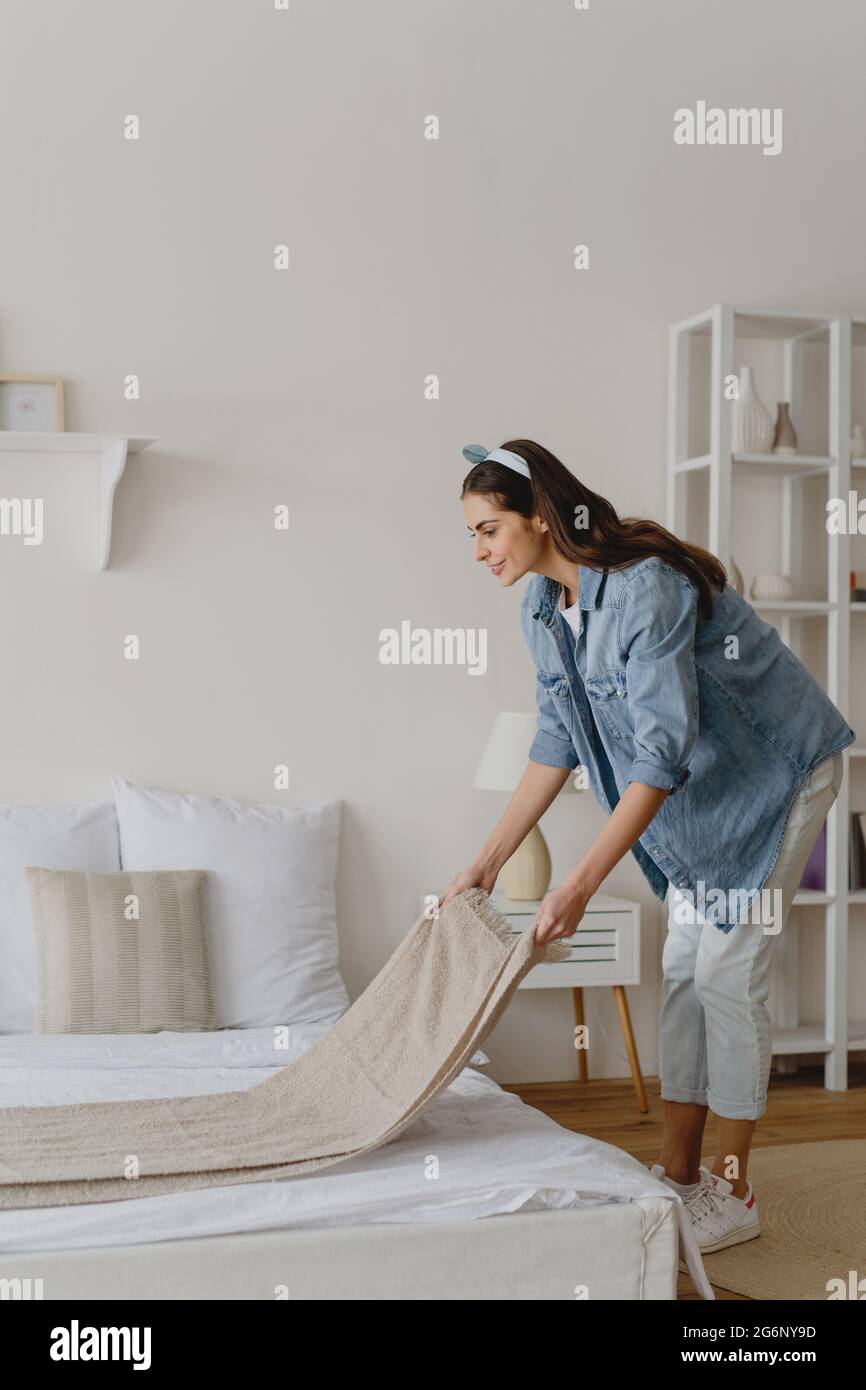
[
  {"left": 472, "top": 713, "right": 536, "bottom": 790},
  {"left": 472, "top": 712, "right": 585, "bottom": 793}
]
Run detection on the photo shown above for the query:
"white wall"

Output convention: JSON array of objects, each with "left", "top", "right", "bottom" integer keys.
[{"left": 1, "top": 0, "right": 864, "bottom": 1080}]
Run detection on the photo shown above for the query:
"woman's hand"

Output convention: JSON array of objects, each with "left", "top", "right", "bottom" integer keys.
[
  {"left": 438, "top": 863, "right": 497, "bottom": 912},
  {"left": 530, "top": 784, "right": 670, "bottom": 946},
  {"left": 532, "top": 880, "right": 590, "bottom": 947}
]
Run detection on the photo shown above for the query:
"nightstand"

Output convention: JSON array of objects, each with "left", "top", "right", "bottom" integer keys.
[{"left": 490, "top": 888, "right": 647, "bottom": 1113}]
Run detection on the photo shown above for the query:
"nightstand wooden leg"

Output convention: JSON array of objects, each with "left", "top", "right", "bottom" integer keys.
[
  {"left": 572, "top": 986, "right": 589, "bottom": 1082},
  {"left": 612, "top": 985, "right": 648, "bottom": 1113}
]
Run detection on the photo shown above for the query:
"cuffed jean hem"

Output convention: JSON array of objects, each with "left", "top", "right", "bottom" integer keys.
[
  {"left": 705, "top": 1089, "right": 765, "bottom": 1121},
  {"left": 659, "top": 1082, "right": 708, "bottom": 1106}
]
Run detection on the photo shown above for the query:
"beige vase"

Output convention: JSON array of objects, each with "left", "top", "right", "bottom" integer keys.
[
  {"left": 772, "top": 402, "right": 798, "bottom": 455},
  {"left": 500, "top": 825, "right": 552, "bottom": 900}
]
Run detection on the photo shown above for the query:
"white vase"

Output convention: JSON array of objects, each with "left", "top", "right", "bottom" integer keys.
[
  {"left": 732, "top": 367, "right": 774, "bottom": 454},
  {"left": 750, "top": 572, "right": 793, "bottom": 601}
]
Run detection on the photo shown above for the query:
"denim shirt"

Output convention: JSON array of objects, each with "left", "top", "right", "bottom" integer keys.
[{"left": 520, "top": 556, "right": 856, "bottom": 931}]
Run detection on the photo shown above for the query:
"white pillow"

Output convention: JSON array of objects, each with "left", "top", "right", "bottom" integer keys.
[
  {"left": 0, "top": 800, "right": 120, "bottom": 1033},
  {"left": 113, "top": 778, "right": 348, "bottom": 1030}
]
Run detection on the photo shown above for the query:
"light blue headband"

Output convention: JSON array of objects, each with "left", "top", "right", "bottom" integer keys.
[{"left": 462, "top": 443, "right": 531, "bottom": 481}]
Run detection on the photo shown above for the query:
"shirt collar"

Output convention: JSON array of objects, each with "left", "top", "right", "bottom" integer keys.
[{"left": 532, "top": 565, "right": 605, "bottom": 627}]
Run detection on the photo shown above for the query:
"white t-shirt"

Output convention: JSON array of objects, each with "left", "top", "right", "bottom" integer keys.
[{"left": 560, "top": 587, "right": 582, "bottom": 649}]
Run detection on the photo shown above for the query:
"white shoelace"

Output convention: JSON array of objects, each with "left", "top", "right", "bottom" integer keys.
[{"left": 683, "top": 1174, "right": 726, "bottom": 1221}]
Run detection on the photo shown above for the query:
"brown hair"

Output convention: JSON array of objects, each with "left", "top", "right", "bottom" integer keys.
[{"left": 461, "top": 438, "right": 726, "bottom": 621}]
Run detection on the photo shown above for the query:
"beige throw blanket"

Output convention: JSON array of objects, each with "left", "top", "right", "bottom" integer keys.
[{"left": 0, "top": 889, "right": 569, "bottom": 1210}]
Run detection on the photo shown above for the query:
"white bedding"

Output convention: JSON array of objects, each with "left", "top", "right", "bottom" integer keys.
[{"left": 0, "top": 1025, "right": 711, "bottom": 1297}]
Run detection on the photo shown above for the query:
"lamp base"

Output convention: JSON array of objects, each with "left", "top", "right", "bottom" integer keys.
[{"left": 500, "top": 824, "right": 552, "bottom": 900}]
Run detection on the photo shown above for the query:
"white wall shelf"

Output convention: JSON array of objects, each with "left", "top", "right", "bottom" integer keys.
[
  {"left": 667, "top": 302, "right": 862, "bottom": 1094},
  {"left": 733, "top": 453, "right": 833, "bottom": 480},
  {"left": 773, "top": 1021, "right": 866, "bottom": 1054},
  {"left": 675, "top": 452, "right": 833, "bottom": 480},
  {"left": 752, "top": 600, "right": 835, "bottom": 614},
  {"left": 0, "top": 431, "right": 157, "bottom": 570}
]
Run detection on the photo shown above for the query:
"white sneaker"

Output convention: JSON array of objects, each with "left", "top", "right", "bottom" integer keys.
[
  {"left": 649, "top": 1161, "right": 702, "bottom": 1195},
  {"left": 649, "top": 1164, "right": 717, "bottom": 1289},
  {"left": 679, "top": 1164, "right": 761, "bottom": 1254}
]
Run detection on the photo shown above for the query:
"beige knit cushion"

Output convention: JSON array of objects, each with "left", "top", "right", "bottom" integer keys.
[{"left": 26, "top": 867, "right": 215, "bottom": 1034}]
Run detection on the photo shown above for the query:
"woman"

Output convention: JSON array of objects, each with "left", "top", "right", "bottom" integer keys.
[{"left": 440, "top": 438, "right": 854, "bottom": 1255}]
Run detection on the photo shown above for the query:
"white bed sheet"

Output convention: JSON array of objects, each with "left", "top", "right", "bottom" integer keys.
[{"left": 0, "top": 1025, "right": 712, "bottom": 1298}]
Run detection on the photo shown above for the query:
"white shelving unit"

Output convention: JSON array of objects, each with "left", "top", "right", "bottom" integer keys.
[
  {"left": 0, "top": 432, "right": 157, "bottom": 570},
  {"left": 666, "top": 303, "right": 866, "bottom": 1092}
]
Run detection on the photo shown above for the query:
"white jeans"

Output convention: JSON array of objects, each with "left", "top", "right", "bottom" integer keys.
[{"left": 659, "top": 751, "right": 843, "bottom": 1120}]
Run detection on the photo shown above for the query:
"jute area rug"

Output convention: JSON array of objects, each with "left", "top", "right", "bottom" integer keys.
[{"left": 684, "top": 1139, "right": 866, "bottom": 1300}]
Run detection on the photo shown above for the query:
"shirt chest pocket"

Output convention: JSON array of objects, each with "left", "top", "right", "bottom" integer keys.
[
  {"left": 584, "top": 668, "right": 632, "bottom": 741},
  {"left": 539, "top": 669, "right": 570, "bottom": 699},
  {"left": 538, "top": 668, "right": 576, "bottom": 733}
]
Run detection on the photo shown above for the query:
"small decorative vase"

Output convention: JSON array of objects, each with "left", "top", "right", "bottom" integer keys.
[
  {"left": 728, "top": 554, "right": 744, "bottom": 595},
  {"left": 850, "top": 425, "right": 866, "bottom": 459},
  {"left": 750, "top": 572, "right": 793, "bottom": 601},
  {"left": 732, "top": 367, "right": 774, "bottom": 454},
  {"left": 501, "top": 824, "right": 551, "bottom": 900},
  {"left": 772, "top": 402, "right": 798, "bottom": 455}
]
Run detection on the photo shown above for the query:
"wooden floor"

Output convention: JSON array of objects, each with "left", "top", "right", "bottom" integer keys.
[{"left": 505, "top": 1061, "right": 866, "bottom": 1301}]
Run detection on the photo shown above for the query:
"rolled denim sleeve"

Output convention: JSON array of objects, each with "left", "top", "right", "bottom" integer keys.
[
  {"left": 619, "top": 566, "right": 699, "bottom": 792},
  {"left": 528, "top": 672, "right": 580, "bottom": 769}
]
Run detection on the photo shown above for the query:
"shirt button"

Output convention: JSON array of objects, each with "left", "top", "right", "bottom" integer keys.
[{"left": 679, "top": 879, "right": 688, "bottom": 888}]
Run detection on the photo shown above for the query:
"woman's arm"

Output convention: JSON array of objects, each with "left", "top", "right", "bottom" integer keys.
[
  {"left": 532, "top": 780, "right": 670, "bottom": 944},
  {"left": 439, "top": 760, "right": 571, "bottom": 905}
]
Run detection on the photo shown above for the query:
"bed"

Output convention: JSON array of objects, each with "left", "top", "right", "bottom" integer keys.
[{"left": 0, "top": 1025, "right": 711, "bottom": 1300}]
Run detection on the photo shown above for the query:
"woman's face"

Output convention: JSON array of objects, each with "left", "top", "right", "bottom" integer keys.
[{"left": 462, "top": 492, "right": 548, "bottom": 586}]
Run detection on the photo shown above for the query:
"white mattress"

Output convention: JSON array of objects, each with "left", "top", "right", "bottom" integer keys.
[{"left": 0, "top": 1025, "right": 712, "bottom": 1297}]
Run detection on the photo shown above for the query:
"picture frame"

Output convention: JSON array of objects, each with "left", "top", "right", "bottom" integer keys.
[{"left": 0, "top": 374, "right": 65, "bottom": 431}]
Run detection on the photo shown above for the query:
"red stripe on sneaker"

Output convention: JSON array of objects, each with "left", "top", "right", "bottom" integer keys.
[{"left": 745, "top": 1193, "right": 755, "bottom": 1208}]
